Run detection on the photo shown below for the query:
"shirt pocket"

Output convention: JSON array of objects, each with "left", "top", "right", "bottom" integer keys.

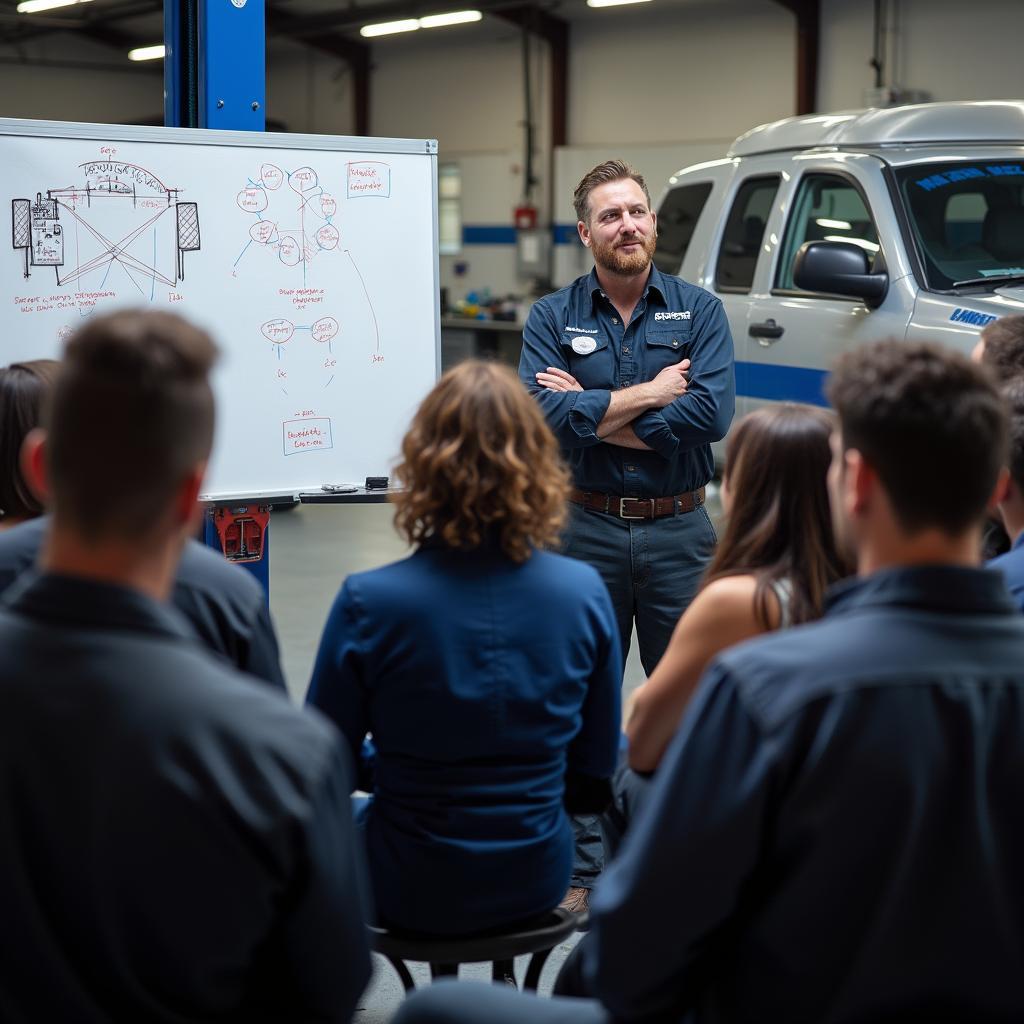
[
  {"left": 645, "top": 323, "right": 693, "bottom": 374},
  {"left": 559, "top": 333, "right": 613, "bottom": 391}
]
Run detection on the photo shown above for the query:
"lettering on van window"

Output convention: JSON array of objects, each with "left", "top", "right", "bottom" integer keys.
[
  {"left": 915, "top": 165, "right": 1024, "bottom": 191},
  {"left": 949, "top": 308, "right": 998, "bottom": 327}
]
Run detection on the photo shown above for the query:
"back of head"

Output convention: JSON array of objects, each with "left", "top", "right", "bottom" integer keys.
[
  {"left": 392, "top": 360, "right": 569, "bottom": 562},
  {"left": 1002, "top": 375, "right": 1024, "bottom": 497},
  {"left": 706, "top": 403, "right": 846, "bottom": 623},
  {"left": 573, "top": 158, "right": 651, "bottom": 224},
  {"left": 979, "top": 315, "right": 1024, "bottom": 382},
  {"left": 0, "top": 360, "right": 59, "bottom": 524},
  {"left": 827, "top": 340, "right": 1007, "bottom": 536},
  {"left": 48, "top": 310, "right": 217, "bottom": 541}
]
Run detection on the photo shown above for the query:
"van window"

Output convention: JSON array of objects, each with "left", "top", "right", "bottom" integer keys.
[
  {"left": 653, "top": 182, "right": 712, "bottom": 274},
  {"left": 895, "top": 161, "right": 1024, "bottom": 290},
  {"left": 777, "top": 174, "right": 880, "bottom": 290},
  {"left": 714, "top": 176, "right": 780, "bottom": 292}
]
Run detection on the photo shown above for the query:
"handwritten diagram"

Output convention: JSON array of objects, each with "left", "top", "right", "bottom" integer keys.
[
  {"left": 239, "top": 162, "right": 388, "bottom": 457},
  {"left": 234, "top": 163, "right": 340, "bottom": 282},
  {"left": 11, "top": 161, "right": 200, "bottom": 297}
]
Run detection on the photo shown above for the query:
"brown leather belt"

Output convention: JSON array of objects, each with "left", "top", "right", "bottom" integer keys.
[{"left": 569, "top": 486, "right": 706, "bottom": 520}]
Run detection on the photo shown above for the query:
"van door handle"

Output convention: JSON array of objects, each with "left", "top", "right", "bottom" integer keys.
[{"left": 749, "top": 319, "right": 785, "bottom": 344}]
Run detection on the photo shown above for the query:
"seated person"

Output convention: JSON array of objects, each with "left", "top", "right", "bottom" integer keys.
[
  {"left": 625, "top": 403, "right": 847, "bottom": 775},
  {"left": 990, "top": 376, "right": 1024, "bottom": 607},
  {"left": 0, "top": 310, "right": 370, "bottom": 1022},
  {"left": 307, "top": 360, "right": 621, "bottom": 936},
  {"left": 972, "top": 313, "right": 1024, "bottom": 559},
  {"left": 392, "top": 339, "right": 1024, "bottom": 1023},
  {"left": 0, "top": 360, "right": 59, "bottom": 531},
  {"left": 0, "top": 359, "right": 286, "bottom": 689}
]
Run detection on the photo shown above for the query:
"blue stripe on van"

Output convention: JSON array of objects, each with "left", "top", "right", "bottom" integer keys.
[{"left": 735, "top": 361, "right": 830, "bottom": 407}]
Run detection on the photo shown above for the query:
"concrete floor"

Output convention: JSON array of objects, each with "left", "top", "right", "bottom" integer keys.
[{"left": 266, "top": 487, "right": 721, "bottom": 1020}]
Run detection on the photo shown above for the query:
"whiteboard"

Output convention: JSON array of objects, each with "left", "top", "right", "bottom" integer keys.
[{"left": 0, "top": 118, "right": 441, "bottom": 500}]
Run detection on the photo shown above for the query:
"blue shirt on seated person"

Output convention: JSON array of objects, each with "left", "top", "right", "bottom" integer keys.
[
  {"left": 307, "top": 359, "right": 622, "bottom": 937},
  {"left": 307, "top": 540, "right": 620, "bottom": 936}
]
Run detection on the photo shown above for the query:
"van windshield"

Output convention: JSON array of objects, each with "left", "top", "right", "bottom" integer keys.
[{"left": 895, "top": 160, "right": 1024, "bottom": 290}]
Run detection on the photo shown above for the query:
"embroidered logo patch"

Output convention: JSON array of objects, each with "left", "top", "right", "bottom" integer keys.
[
  {"left": 571, "top": 337, "right": 597, "bottom": 355},
  {"left": 655, "top": 311, "right": 691, "bottom": 321}
]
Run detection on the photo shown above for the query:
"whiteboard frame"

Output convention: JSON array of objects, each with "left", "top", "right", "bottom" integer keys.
[{"left": 0, "top": 116, "right": 442, "bottom": 500}]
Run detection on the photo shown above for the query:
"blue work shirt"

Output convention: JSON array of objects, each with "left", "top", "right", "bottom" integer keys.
[
  {"left": 585, "top": 566, "right": 1024, "bottom": 1022},
  {"left": 0, "top": 516, "right": 286, "bottom": 690},
  {"left": 519, "top": 266, "right": 735, "bottom": 496},
  {"left": 0, "top": 573, "right": 370, "bottom": 1023},
  {"left": 989, "top": 530, "right": 1024, "bottom": 611},
  {"left": 306, "top": 541, "right": 622, "bottom": 936}
]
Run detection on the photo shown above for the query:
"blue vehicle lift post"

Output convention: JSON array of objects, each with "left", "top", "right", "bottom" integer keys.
[{"left": 164, "top": 0, "right": 272, "bottom": 594}]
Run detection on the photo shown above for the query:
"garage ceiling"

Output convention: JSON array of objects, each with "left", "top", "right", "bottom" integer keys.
[{"left": 0, "top": 0, "right": 758, "bottom": 57}]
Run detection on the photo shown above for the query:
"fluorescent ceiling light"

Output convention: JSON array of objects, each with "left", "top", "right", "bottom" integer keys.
[
  {"left": 419, "top": 10, "right": 482, "bottom": 27},
  {"left": 587, "top": 0, "right": 652, "bottom": 8},
  {"left": 361, "top": 10, "right": 482, "bottom": 36},
  {"left": 361, "top": 18, "right": 420, "bottom": 36},
  {"left": 128, "top": 44, "right": 165, "bottom": 61},
  {"left": 17, "top": 0, "right": 92, "bottom": 12},
  {"left": 816, "top": 217, "right": 852, "bottom": 230}
]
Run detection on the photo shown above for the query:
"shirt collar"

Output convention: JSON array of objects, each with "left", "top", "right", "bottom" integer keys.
[
  {"left": 2, "top": 571, "right": 202, "bottom": 644},
  {"left": 1012, "top": 531, "right": 1024, "bottom": 551},
  {"left": 587, "top": 264, "right": 666, "bottom": 311},
  {"left": 824, "top": 564, "right": 1017, "bottom": 619}
]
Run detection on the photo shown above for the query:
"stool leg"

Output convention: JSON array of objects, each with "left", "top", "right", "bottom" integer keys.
[
  {"left": 492, "top": 958, "right": 516, "bottom": 986},
  {"left": 430, "top": 962, "right": 459, "bottom": 982},
  {"left": 523, "top": 947, "right": 554, "bottom": 991},
  {"left": 385, "top": 956, "right": 418, "bottom": 994}
]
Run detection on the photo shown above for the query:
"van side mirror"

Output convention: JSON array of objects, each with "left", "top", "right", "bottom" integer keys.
[{"left": 793, "top": 240, "right": 888, "bottom": 308}]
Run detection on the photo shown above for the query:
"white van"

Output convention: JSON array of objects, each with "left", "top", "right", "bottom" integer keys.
[{"left": 654, "top": 100, "right": 1024, "bottom": 418}]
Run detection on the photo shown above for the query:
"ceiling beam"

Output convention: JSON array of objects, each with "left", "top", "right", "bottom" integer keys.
[
  {"left": 269, "top": 7, "right": 372, "bottom": 136},
  {"left": 493, "top": 6, "right": 568, "bottom": 148},
  {"left": 0, "top": 0, "right": 161, "bottom": 51},
  {"left": 770, "top": 0, "right": 819, "bottom": 115}
]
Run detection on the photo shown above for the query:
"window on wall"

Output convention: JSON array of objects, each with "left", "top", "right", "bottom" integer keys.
[{"left": 439, "top": 164, "right": 462, "bottom": 255}]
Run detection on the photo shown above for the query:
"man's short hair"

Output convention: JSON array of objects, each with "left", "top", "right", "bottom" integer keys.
[
  {"left": 979, "top": 315, "right": 1024, "bottom": 382},
  {"left": 573, "top": 159, "right": 651, "bottom": 224},
  {"left": 1002, "top": 376, "right": 1024, "bottom": 496},
  {"left": 47, "top": 310, "right": 217, "bottom": 540},
  {"left": 827, "top": 340, "right": 1008, "bottom": 536}
]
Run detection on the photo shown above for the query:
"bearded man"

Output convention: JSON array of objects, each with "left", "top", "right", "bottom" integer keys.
[
  {"left": 519, "top": 160, "right": 734, "bottom": 911},
  {"left": 520, "top": 160, "right": 735, "bottom": 674}
]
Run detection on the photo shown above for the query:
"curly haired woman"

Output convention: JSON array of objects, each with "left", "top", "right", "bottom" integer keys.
[{"left": 306, "top": 361, "right": 621, "bottom": 936}]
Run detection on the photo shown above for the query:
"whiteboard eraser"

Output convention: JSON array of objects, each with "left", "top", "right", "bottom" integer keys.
[{"left": 365, "top": 476, "right": 389, "bottom": 490}]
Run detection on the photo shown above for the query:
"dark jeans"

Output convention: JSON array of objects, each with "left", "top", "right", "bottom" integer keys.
[
  {"left": 571, "top": 751, "right": 654, "bottom": 888},
  {"left": 564, "top": 501, "right": 714, "bottom": 891},
  {"left": 563, "top": 501, "right": 717, "bottom": 675}
]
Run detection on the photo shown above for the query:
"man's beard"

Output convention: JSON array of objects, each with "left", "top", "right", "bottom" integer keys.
[{"left": 592, "top": 231, "right": 657, "bottom": 276}]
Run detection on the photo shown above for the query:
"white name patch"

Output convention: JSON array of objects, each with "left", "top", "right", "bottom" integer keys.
[
  {"left": 571, "top": 337, "right": 597, "bottom": 355},
  {"left": 655, "top": 311, "right": 691, "bottom": 321},
  {"left": 564, "top": 325, "right": 598, "bottom": 334}
]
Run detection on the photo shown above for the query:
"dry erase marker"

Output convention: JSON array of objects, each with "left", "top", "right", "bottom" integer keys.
[{"left": 321, "top": 484, "right": 359, "bottom": 494}]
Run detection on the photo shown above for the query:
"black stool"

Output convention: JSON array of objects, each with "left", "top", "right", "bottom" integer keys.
[{"left": 370, "top": 907, "right": 585, "bottom": 993}]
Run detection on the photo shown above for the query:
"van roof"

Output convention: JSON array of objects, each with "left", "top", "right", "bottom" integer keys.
[{"left": 728, "top": 100, "right": 1024, "bottom": 158}]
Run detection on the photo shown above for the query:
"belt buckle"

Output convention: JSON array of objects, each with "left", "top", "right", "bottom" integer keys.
[{"left": 619, "top": 497, "right": 653, "bottom": 520}]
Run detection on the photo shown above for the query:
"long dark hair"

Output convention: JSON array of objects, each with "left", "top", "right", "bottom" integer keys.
[
  {"left": 703, "top": 403, "right": 848, "bottom": 626},
  {"left": 0, "top": 359, "right": 60, "bottom": 522}
]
